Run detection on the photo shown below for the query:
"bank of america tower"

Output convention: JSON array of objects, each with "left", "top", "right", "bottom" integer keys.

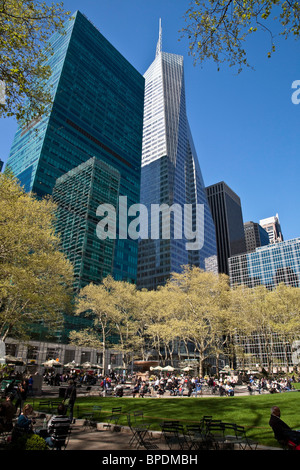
[{"left": 137, "top": 22, "right": 218, "bottom": 289}]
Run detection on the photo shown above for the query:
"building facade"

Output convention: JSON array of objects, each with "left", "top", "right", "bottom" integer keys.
[
  {"left": 260, "top": 214, "right": 284, "bottom": 245},
  {"left": 6, "top": 11, "right": 145, "bottom": 284},
  {"left": 137, "top": 22, "right": 218, "bottom": 290},
  {"left": 244, "top": 221, "right": 269, "bottom": 253},
  {"left": 229, "top": 238, "right": 300, "bottom": 289},
  {"left": 52, "top": 157, "right": 120, "bottom": 291},
  {"left": 206, "top": 181, "right": 246, "bottom": 276}
]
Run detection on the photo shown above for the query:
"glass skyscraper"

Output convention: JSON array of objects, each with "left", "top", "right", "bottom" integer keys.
[
  {"left": 137, "top": 22, "right": 218, "bottom": 289},
  {"left": 52, "top": 157, "right": 120, "bottom": 291},
  {"left": 6, "top": 11, "right": 145, "bottom": 284},
  {"left": 229, "top": 238, "right": 300, "bottom": 289}
]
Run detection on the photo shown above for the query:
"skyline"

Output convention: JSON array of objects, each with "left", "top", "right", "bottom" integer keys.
[{"left": 1, "top": 0, "right": 299, "bottom": 242}]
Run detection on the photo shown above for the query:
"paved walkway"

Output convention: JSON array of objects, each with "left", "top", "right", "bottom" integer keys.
[{"left": 65, "top": 421, "right": 280, "bottom": 451}]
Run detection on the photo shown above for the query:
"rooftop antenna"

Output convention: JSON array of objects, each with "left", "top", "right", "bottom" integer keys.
[{"left": 156, "top": 18, "right": 162, "bottom": 57}]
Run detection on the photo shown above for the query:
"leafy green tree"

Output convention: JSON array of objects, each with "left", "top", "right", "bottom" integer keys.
[
  {"left": 181, "top": 0, "right": 300, "bottom": 72},
  {"left": 0, "top": 172, "right": 74, "bottom": 341},
  {"left": 0, "top": 0, "right": 70, "bottom": 123}
]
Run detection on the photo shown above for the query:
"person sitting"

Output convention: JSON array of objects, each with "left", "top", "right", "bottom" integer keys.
[
  {"left": 12, "top": 404, "right": 35, "bottom": 441},
  {"left": 44, "top": 404, "right": 71, "bottom": 449},
  {"left": 0, "top": 393, "right": 16, "bottom": 433},
  {"left": 269, "top": 406, "right": 300, "bottom": 448}
]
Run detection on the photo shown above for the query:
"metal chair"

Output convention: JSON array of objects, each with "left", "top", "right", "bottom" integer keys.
[
  {"left": 160, "top": 423, "right": 189, "bottom": 450},
  {"left": 48, "top": 418, "right": 72, "bottom": 450}
]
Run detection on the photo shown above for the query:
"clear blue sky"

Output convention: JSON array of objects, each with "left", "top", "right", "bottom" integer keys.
[{"left": 1, "top": 0, "right": 299, "bottom": 240}]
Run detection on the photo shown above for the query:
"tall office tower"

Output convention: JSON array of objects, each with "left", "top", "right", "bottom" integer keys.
[
  {"left": 244, "top": 221, "right": 269, "bottom": 253},
  {"left": 137, "top": 22, "right": 218, "bottom": 290},
  {"left": 206, "top": 181, "right": 246, "bottom": 276},
  {"left": 229, "top": 238, "right": 300, "bottom": 289},
  {"left": 259, "top": 214, "right": 284, "bottom": 245},
  {"left": 52, "top": 158, "right": 120, "bottom": 291},
  {"left": 6, "top": 11, "right": 144, "bottom": 284}
]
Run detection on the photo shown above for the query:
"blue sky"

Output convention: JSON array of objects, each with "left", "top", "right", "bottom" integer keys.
[{"left": 1, "top": 0, "right": 299, "bottom": 240}]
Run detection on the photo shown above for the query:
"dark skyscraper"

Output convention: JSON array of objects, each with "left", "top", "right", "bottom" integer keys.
[
  {"left": 6, "top": 11, "right": 145, "bottom": 284},
  {"left": 206, "top": 181, "right": 246, "bottom": 275},
  {"left": 136, "top": 22, "right": 218, "bottom": 290},
  {"left": 244, "top": 221, "right": 269, "bottom": 253}
]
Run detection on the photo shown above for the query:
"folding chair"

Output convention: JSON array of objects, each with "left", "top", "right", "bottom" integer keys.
[
  {"left": 206, "top": 422, "right": 226, "bottom": 450},
  {"left": 185, "top": 424, "right": 210, "bottom": 450},
  {"left": 232, "top": 425, "right": 258, "bottom": 450},
  {"left": 160, "top": 423, "right": 188, "bottom": 450},
  {"left": 103, "top": 407, "right": 122, "bottom": 430},
  {"left": 48, "top": 419, "right": 72, "bottom": 450}
]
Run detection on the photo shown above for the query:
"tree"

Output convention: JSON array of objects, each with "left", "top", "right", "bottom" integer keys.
[
  {"left": 181, "top": 0, "right": 300, "bottom": 72},
  {"left": 71, "top": 283, "right": 119, "bottom": 372},
  {"left": 0, "top": 172, "right": 74, "bottom": 341},
  {"left": 0, "top": 0, "right": 70, "bottom": 123},
  {"left": 166, "top": 266, "right": 230, "bottom": 376}
]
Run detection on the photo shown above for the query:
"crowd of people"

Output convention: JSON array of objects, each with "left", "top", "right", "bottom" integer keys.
[{"left": 247, "top": 376, "right": 296, "bottom": 395}]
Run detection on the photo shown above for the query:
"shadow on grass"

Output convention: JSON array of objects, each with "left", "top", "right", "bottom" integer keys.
[{"left": 74, "top": 391, "right": 300, "bottom": 448}]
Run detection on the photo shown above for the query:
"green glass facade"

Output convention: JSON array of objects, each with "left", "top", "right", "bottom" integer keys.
[
  {"left": 52, "top": 157, "right": 120, "bottom": 291},
  {"left": 7, "top": 11, "right": 145, "bottom": 284}
]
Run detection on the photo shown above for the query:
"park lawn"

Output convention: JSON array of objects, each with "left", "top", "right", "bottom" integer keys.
[{"left": 70, "top": 391, "right": 300, "bottom": 448}]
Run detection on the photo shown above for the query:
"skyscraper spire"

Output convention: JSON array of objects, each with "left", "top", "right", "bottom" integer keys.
[{"left": 155, "top": 18, "right": 162, "bottom": 57}]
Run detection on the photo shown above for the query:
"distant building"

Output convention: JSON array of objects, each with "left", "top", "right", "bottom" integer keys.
[
  {"left": 244, "top": 221, "right": 269, "bottom": 253},
  {"left": 260, "top": 214, "right": 283, "bottom": 244},
  {"left": 52, "top": 157, "right": 120, "bottom": 291},
  {"left": 206, "top": 181, "right": 246, "bottom": 275},
  {"left": 0, "top": 159, "right": 3, "bottom": 172},
  {"left": 229, "top": 238, "right": 300, "bottom": 289}
]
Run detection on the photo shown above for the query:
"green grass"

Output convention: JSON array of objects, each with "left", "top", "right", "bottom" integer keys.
[{"left": 49, "top": 391, "right": 300, "bottom": 448}]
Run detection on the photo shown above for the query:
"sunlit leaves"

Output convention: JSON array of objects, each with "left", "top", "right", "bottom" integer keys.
[
  {"left": 181, "top": 0, "right": 300, "bottom": 72},
  {"left": 0, "top": 0, "right": 70, "bottom": 123}
]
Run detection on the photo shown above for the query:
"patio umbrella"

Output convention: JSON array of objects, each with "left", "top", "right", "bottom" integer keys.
[
  {"left": 4, "top": 355, "right": 25, "bottom": 365},
  {"left": 153, "top": 366, "right": 163, "bottom": 371},
  {"left": 182, "top": 366, "right": 193, "bottom": 372},
  {"left": 81, "top": 362, "right": 97, "bottom": 369},
  {"left": 162, "top": 365, "right": 175, "bottom": 372},
  {"left": 64, "top": 361, "right": 80, "bottom": 368},
  {"left": 43, "top": 359, "right": 63, "bottom": 368}
]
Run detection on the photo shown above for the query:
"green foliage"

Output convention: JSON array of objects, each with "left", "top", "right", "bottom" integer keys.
[
  {"left": 0, "top": 172, "right": 74, "bottom": 341},
  {"left": 181, "top": 0, "right": 300, "bottom": 72},
  {"left": 0, "top": 0, "right": 71, "bottom": 123},
  {"left": 25, "top": 433, "right": 48, "bottom": 450}
]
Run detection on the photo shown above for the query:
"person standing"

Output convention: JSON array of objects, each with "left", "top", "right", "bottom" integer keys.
[{"left": 64, "top": 380, "right": 77, "bottom": 423}]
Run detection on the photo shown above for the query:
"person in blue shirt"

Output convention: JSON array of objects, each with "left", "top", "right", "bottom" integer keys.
[{"left": 16, "top": 404, "right": 35, "bottom": 432}]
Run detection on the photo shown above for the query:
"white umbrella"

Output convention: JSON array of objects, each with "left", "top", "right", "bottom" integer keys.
[
  {"left": 162, "top": 365, "right": 175, "bottom": 372},
  {"left": 64, "top": 361, "right": 80, "bottom": 368},
  {"left": 153, "top": 366, "right": 163, "bottom": 370},
  {"left": 182, "top": 366, "right": 193, "bottom": 372},
  {"left": 43, "top": 359, "right": 62, "bottom": 368},
  {"left": 4, "top": 355, "right": 25, "bottom": 365},
  {"left": 81, "top": 362, "right": 97, "bottom": 369}
]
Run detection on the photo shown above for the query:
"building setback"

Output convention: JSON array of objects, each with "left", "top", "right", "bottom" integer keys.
[
  {"left": 206, "top": 181, "right": 246, "bottom": 276},
  {"left": 137, "top": 22, "right": 218, "bottom": 290},
  {"left": 6, "top": 11, "right": 145, "bottom": 284}
]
